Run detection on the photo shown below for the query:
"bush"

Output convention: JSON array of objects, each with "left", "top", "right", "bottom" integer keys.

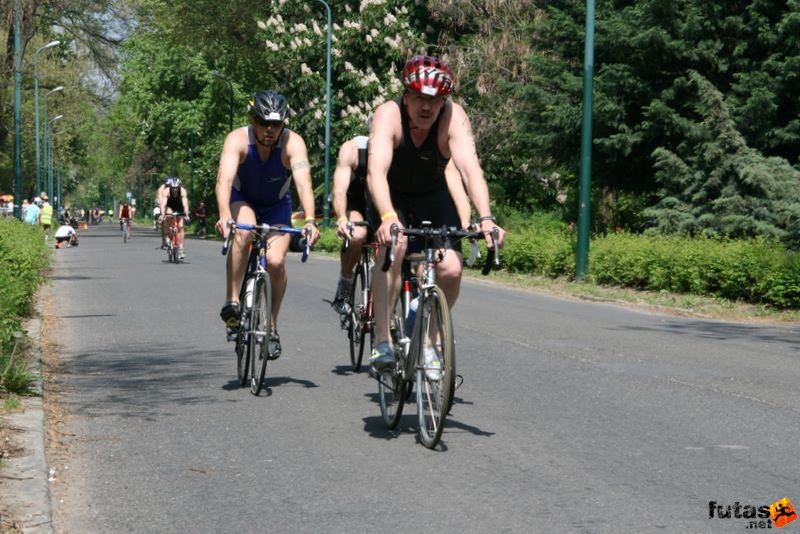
[{"left": 0, "top": 219, "right": 50, "bottom": 353}]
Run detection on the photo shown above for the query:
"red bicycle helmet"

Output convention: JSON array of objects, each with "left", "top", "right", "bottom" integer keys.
[{"left": 401, "top": 55, "right": 454, "bottom": 97}]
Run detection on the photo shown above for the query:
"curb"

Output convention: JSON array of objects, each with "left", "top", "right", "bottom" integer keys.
[{"left": 2, "top": 312, "right": 54, "bottom": 533}]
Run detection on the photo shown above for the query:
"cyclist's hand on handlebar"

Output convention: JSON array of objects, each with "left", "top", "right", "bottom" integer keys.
[
  {"left": 336, "top": 218, "right": 350, "bottom": 240},
  {"left": 377, "top": 216, "right": 403, "bottom": 247},
  {"left": 216, "top": 218, "right": 232, "bottom": 238},
  {"left": 480, "top": 220, "right": 505, "bottom": 249},
  {"left": 303, "top": 222, "right": 321, "bottom": 246}
]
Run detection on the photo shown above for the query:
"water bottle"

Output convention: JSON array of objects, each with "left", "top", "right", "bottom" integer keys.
[
  {"left": 405, "top": 297, "right": 419, "bottom": 337},
  {"left": 245, "top": 277, "right": 255, "bottom": 308}
]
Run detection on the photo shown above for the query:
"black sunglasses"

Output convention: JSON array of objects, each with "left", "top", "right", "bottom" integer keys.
[{"left": 255, "top": 117, "right": 283, "bottom": 128}]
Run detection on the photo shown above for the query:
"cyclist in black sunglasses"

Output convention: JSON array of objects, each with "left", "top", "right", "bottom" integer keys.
[{"left": 215, "top": 90, "right": 320, "bottom": 357}]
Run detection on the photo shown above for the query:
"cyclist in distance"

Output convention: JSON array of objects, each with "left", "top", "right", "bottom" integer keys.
[
  {"left": 214, "top": 90, "right": 320, "bottom": 358},
  {"left": 330, "top": 115, "right": 472, "bottom": 317},
  {"left": 366, "top": 54, "right": 506, "bottom": 376},
  {"left": 158, "top": 176, "right": 190, "bottom": 259},
  {"left": 155, "top": 177, "right": 171, "bottom": 247},
  {"left": 118, "top": 200, "right": 135, "bottom": 236}
]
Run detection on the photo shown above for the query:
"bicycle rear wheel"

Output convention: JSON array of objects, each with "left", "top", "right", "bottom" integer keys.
[
  {"left": 416, "top": 286, "right": 454, "bottom": 449},
  {"left": 379, "top": 298, "right": 407, "bottom": 428},
  {"left": 249, "top": 275, "right": 272, "bottom": 395},
  {"left": 123, "top": 222, "right": 128, "bottom": 243},
  {"left": 349, "top": 263, "right": 369, "bottom": 371}
]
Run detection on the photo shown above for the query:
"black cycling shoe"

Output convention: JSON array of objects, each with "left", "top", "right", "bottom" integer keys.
[
  {"left": 267, "top": 331, "right": 281, "bottom": 360},
  {"left": 220, "top": 302, "right": 241, "bottom": 327}
]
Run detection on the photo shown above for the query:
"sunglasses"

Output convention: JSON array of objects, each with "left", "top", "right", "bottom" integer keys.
[{"left": 255, "top": 118, "right": 283, "bottom": 128}]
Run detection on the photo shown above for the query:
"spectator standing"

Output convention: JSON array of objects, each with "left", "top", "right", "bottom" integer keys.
[
  {"left": 39, "top": 192, "right": 54, "bottom": 240},
  {"left": 193, "top": 201, "right": 207, "bottom": 238},
  {"left": 24, "top": 197, "right": 42, "bottom": 225}
]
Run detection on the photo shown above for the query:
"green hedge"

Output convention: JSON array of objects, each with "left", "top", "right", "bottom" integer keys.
[
  {"left": 0, "top": 219, "right": 50, "bottom": 353},
  {"left": 314, "top": 217, "right": 800, "bottom": 309}
]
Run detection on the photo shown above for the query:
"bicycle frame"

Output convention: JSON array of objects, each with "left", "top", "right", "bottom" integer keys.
[
  {"left": 222, "top": 221, "right": 310, "bottom": 394},
  {"left": 377, "top": 221, "right": 500, "bottom": 448}
]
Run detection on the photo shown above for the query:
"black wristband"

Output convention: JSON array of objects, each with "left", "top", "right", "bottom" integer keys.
[{"left": 479, "top": 215, "right": 497, "bottom": 224}]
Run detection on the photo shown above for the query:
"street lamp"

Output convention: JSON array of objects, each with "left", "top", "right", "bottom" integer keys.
[
  {"left": 46, "top": 114, "right": 63, "bottom": 201},
  {"left": 315, "top": 0, "right": 333, "bottom": 227},
  {"left": 34, "top": 40, "right": 60, "bottom": 194},
  {"left": 212, "top": 71, "right": 234, "bottom": 131},
  {"left": 43, "top": 86, "right": 63, "bottom": 198}
]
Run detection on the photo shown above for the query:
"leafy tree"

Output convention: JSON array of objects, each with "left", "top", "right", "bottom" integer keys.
[{"left": 645, "top": 71, "right": 800, "bottom": 247}]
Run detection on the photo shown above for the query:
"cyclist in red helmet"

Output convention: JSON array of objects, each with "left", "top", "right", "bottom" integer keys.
[{"left": 366, "top": 54, "right": 506, "bottom": 376}]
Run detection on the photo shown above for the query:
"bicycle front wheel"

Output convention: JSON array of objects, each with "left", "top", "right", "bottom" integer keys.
[
  {"left": 235, "top": 295, "right": 250, "bottom": 387},
  {"left": 249, "top": 275, "right": 272, "bottom": 395},
  {"left": 416, "top": 286, "right": 454, "bottom": 449},
  {"left": 349, "top": 263, "right": 369, "bottom": 371}
]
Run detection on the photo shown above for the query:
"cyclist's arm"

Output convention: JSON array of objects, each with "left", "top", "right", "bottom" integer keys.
[
  {"left": 367, "top": 102, "right": 402, "bottom": 245},
  {"left": 181, "top": 187, "right": 189, "bottom": 216},
  {"left": 444, "top": 160, "right": 471, "bottom": 229},
  {"left": 215, "top": 130, "right": 246, "bottom": 234},
  {"left": 332, "top": 139, "right": 357, "bottom": 235},
  {"left": 447, "top": 103, "right": 505, "bottom": 246},
  {"left": 284, "top": 131, "right": 320, "bottom": 244},
  {"left": 157, "top": 187, "right": 167, "bottom": 217}
]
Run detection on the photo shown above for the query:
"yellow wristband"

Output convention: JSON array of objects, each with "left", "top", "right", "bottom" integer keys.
[
  {"left": 381, "top": 211, "right": 397, "bottom": 222},
  {"left": 304, "top": 217, "right": 316, "bottom": 223},
  {"left": 337, "top": 216, "right": 348, "bottom": 224}
]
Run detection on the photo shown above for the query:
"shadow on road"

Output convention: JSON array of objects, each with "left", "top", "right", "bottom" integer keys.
[{"left": 620, "top": 319, "right": 800, "bottom": 348}]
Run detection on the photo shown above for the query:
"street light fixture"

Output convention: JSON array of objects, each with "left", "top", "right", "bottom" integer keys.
[
  {"left": 212, "top": 71, "right": 234, "bottom": 131},
  {"left": 43, "top": 86, "right": 63, "bottom": 198},
  {"left": 315, "top": 0, "right": 333, "bottom": 227},
  {"left": 47, "top": 114, "right": 63, "bottom": 201},
  {"left": 34, "top": 40, "right": 60, "bottom": 194}
]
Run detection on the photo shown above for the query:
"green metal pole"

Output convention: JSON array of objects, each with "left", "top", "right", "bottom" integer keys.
[
  {"left": 43, "top": 87, "right": 63, "bottom": 198},
  {"left": 317, "top": 0, "right": 333, "bottom": 227},
  {"left": 34, "top": 41, "right": 60, "bottom": 195},
  {"left": 576, "top": 0, "right": 596, "bottom": 280},
  {"left": 48, "top": 115, "right": 63, "bottom": 202},
  {"left": 13, "top": 0, "right": 22, "bottom": 218}
]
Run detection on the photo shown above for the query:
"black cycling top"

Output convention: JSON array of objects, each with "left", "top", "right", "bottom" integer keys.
[
  {"left": 165, "top": 187, "right": 184, "bottom": 213},
  {"left": 387, "top": 97, "right": 450, "bottom": 196}
]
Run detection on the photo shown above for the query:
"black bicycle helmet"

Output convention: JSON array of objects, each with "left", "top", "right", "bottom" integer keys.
[{"left": 248, "top": 90, "right": 288, "bottom": 122}]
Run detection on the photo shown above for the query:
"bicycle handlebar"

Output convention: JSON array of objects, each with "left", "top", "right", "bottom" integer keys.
[
  {"left": 380, "top": 223, "right": 500, "bottom": 275},
  {"left": 221, "top": 220, "right": 310, "bottom": 262},
  {"left": 343, "top": 220, "right": 370, "bottom": 251}
]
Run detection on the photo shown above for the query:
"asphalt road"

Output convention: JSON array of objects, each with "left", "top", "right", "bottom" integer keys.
[{"left": 45, "top": 222, "right": 800, "bottom": 533}]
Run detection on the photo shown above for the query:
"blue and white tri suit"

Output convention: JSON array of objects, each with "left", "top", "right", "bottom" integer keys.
[{"left": 230, "top": 126, "right": 293, "bottom": 225}]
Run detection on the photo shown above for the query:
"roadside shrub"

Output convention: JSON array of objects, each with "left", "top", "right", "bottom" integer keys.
[{"left": 0, "top": 219, "right": 50, "bottom": 352}]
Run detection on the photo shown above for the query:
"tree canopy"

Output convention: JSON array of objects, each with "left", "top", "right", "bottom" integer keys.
[{"left": 2, "top": 0, "right": 800, "bottom": 247}]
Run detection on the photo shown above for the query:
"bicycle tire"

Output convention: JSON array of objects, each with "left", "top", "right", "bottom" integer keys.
[
  {"left": 123, "top": 222, "right": 128, "bottom": 244},
  {"left": 235, "top": 297, "right": 250, "bottom": 387},
  {"left": 249, "top": 275, "right": 272, "bottom": 395},
  {"left": 349, "top": 264, "right": 368, "bottom": 371},
  {"left": 379, "top": 297, "right": 408, "bottom": 428},
  {"left": 416, "top": 286, "right": 454, "bottom": 449}
]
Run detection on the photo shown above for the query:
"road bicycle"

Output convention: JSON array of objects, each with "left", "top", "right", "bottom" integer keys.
[
  {"left": 378, "top": 222, "right": 499, "bottom": 449},
  {"left": 121, "top": 218, "right": 131, "bottom": 244},
  {"left": 341, "top": 220, "right": 376, "bottom": 372},
  {"left": 222, "top": 221, "right": 310, "bottom": 395},
  {"left": 164, "top": 213, "right": 186, "bottom": 264}
]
